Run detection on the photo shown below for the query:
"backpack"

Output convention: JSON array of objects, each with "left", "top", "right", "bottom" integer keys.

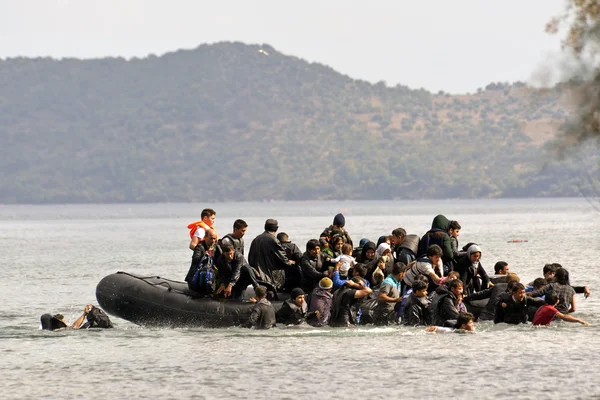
[
  {"left": 190, "top": 253, "right": 216, "bottom": 295},
  {"left": 83, "top": 307, "right": 113, "bottom": 329}
]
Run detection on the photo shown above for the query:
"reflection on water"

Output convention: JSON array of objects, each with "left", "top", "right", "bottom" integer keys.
[{"left": 1, "top": 199, "right": 599, "bottom": 399}]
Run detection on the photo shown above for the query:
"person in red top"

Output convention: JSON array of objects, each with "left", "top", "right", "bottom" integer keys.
[{"left": 532, "top": 293, "right": 590, "bottom": 326}]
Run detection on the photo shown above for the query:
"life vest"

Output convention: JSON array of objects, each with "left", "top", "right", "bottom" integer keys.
[{"left": 187, "top": 220, "right": 214, "bottom": 239}]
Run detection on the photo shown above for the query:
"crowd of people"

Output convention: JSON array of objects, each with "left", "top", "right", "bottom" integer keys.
[{"left": 184, "top": 208, "right": 591, "bottom": 331}]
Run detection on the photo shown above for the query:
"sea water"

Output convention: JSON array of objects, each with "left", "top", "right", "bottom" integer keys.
[{"left": 1, "top": 199, "right": 599, "bottom": 399}]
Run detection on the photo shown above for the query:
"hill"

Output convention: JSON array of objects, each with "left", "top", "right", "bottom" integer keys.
[{"left": 0, "top": 42, "right": 597, "bottom": 203}]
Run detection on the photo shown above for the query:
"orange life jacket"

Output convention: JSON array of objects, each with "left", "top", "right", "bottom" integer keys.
[{"left": 187, "top": 220, "right": 214, "bottom": 239}]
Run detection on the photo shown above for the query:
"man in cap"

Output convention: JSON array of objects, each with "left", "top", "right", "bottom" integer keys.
[
  {"left": 248, "top": 218, "right": 295, "bottom": 292},
  {"left": 307, "top": 277, "right": 334, "bottom": 327},
  {"left": 320, "top": 213, "right": 353, "bottom": 248},
  {"left": 276, "top": 288, "right": 318, "bottom": 325}
]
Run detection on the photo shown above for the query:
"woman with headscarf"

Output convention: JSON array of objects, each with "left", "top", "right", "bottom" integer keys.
[
  {"left": 366, "top": 242, "right": 394, "bottom": 287},
  {"left": 453, "top": 244, "right": 489, "bottom": 295}
]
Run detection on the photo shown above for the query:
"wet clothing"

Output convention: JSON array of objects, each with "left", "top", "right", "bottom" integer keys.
[
  {"left": 248, "top": 231, "right": 293, "bottom": 290},
  {"left": 464, "top": 283, "right": 508, "bottom": 321},
  {"left": 276, "top": 299, "right": 312, "bottom": 325},
  {"left": 330, "top": 286, "right": 359, "bottom": 327},
  {"left": 221, "top": 234, "right": 245, "bottom": 255},
  {"left": 373, "top": 275, "right": 401, "bottom": 325},
  {"left": 530, "top": 283, "right": 575, "bottom": 314},
  {"left": 417, "top": 214, "right": 453, "bottom": 263},
  {"left": 307, "top": 287, "right": 333, "bottom": 327},
  {"left": 299, "top": 252, "right": 327, "bottom": 293},
  {"left": 532, "top": 304, "right": 560, "bottom": 326},
  {"left": 246, "top": 299, "right": 276, "bottom": 329},
  {"left": 214, "top": 251, "right": 259, "bottom": 298},
  {"left": 430, "top": 285, "right": 460, "bottom": 326},
  {"left": 494, "top": 293, "right": 542, "bottom": 324},
  {"left": 402, "top": 293, "right": 432, "bottom": 326},
  {"left": 40, "top": 314, "right": 68, "bottom": 331}
]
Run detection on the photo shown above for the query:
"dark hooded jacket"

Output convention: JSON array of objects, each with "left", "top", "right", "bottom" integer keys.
[
  {"left": 356, "top": 241, "right": 376, "bottom": 264},
  {"left": 396, "top": 234, "right": 419, "bottom": 266},
  {"left": 417, "top": 214, "right": 454, "bottom": 264},
  {"left": 430, "top": 284, "right": 460, "bottom": 326},
  {"left": 248, "top": 231, "right": 293, "bottom": 289}
]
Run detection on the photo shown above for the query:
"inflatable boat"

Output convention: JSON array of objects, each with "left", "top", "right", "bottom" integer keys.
[{"left": 95, "top": 272, "right": 287, "bottom": 328}]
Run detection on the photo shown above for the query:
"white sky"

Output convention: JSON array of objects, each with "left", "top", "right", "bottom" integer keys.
[{"left": 0, "top": 0, "right": 568, "bottom": 93}]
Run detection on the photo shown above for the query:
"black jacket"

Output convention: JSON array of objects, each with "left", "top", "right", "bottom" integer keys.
[
  {"left": 248, "top": 231, "right": 292, "bottom": 286},
  {"left": 246, "top": 299, "right": 276, "bottom": 329},
  {"left": 215, "top": 251, "right": 249, "bottom": 287},
  {"left": 431, "top": 285, "right": 459, "bottom": 326},
  {"left": 454, "top": 255, "right": 489, "bottom": 295},
  {"left": 276, "top": 299, "right": 311, "bottom": 325},
  {"left": 494, "top": 293, "right": 541, "bottom": 324},
  {"left": 300, "top": 252, "right": 326, "bottom": 293},
  {"left": 402, "top": 293, "right": 432, "bottom": 326}
]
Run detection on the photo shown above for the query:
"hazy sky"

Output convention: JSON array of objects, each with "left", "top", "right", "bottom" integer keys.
[{"left": 0, "top": 0, "right": 568, "bottom": 93}]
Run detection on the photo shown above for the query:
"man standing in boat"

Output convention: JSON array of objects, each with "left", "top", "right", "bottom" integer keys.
[
  {"left": 248, "top": 219, "right": 294, "bottom": 292},
  {"left": 188, "top": 208, "right": 217, "bottom": 250},
  {"left": 220, "top": 219, "right": 248, "bottom": 255}
]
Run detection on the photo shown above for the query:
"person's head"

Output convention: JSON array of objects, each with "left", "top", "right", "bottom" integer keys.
[
  {"left": 351, "top": 276, "right": 366, "bottom": 287},
  {"left": 555, "top": 268, "right": 570, "bottom": 285},
  {"left": 264, "top": 218, "right": 278, "bottom": 233},
  {"left": 448, "top": 279, "right": 464, "bottom": 297},
  {"left": 40, "top": 313, "right": 68, "bottom": 331},
  {"left": 204, "top": 229, "right": 218, "bottom": 247},
  {"left": 362, "top": 241, "right": 376, "bottom": 260},
  {"left": 467, "top": 244, "right": 482, "bottom": 263},
  {"left": 306, "top": 239, "right": 321, "bottom": 257},
  {"left": 376, "top": 242, "right": 391, "bottom": 259},
  {"left": 333, "top": 213, "right": 345, "bottom": 229},
  {"left": 392, "top": 262, "right": 409, "bottom": 280},
  {"left": 448, "top": 220, "right": 461, "bottom": 238},
  {"left": 201, "top": 208, "right": 216, "bottom": 225},
  {"left": 505, "top": 272, "right": 520, "bottom": 283},
  {"left": 494, "top": 261, "right": 509, "bottom": 275},
  {"left": 391, "top": 228, "right": 406, "bottom": 246},
  {"left": 455, "top": 312, "right": 475, "bottom": 331},
  {"left": 221, "top": 244, "right": 235, "bottom": 260},
  {"left": 426, "top": 244, "right": 443, "bottom": 265},
  {"left": 290, "top": 288, "right": 305, "bottom": 307},
  {"left": 545, "top": 292, "right": 560, "bottom": 307},
  {"left": 232, "top": 219, "right": 248, "bottom": 239},
  {"left": 339, "top": 263, "right": 350, "bottom": 278},
  {"left": 331, "top": 234, "right": 344, "bottom": 251},
  {"left": 277, "top": 232, "right": 289, "bottom": 243},
  {"left": 447, "top": 271, "right": 460, "bottom": 280},
  {"left": 511, "top": 282, "right": 526, "bottom": 302},
  {"left": 358, "top": 238, "right": 370, "bottom": 248},
  {"left": 341, "top": 243, "right": 353, "bottom": 256},
  {"left": 542, "top": 263, "right": 559, "bottom": 279},
  {"left": 412, "top": 279, "right": 428, "bottom": 297},
  {"left": 254, "top": 286, "right": 267, "bottom": 300},
  {"left": 532, "top": 277, "right": 547, "bottom": 290},
  {"left": 319, "top": 277, "right": 333, "bottom": 291},
  {"left": 352, "top": 263, "right": 367, "bottom": 278}
]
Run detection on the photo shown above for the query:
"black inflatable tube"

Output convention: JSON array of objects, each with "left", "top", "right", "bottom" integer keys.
[{"left": 96, "top": 272, "right": 284, "bottom": 328}]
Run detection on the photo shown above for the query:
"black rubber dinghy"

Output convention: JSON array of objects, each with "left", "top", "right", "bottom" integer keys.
[{"left": 96, "top": 272, "right": 286, "bottom": 328}]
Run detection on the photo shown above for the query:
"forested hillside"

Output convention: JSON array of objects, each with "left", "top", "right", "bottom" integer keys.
[{"left": 0, "top": 42, "right": 596, "bottom": 203}]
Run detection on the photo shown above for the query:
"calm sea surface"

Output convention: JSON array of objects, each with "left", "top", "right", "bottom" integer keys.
[{"left": 1, "top": 199, "right": 600, "bottom": 399}]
